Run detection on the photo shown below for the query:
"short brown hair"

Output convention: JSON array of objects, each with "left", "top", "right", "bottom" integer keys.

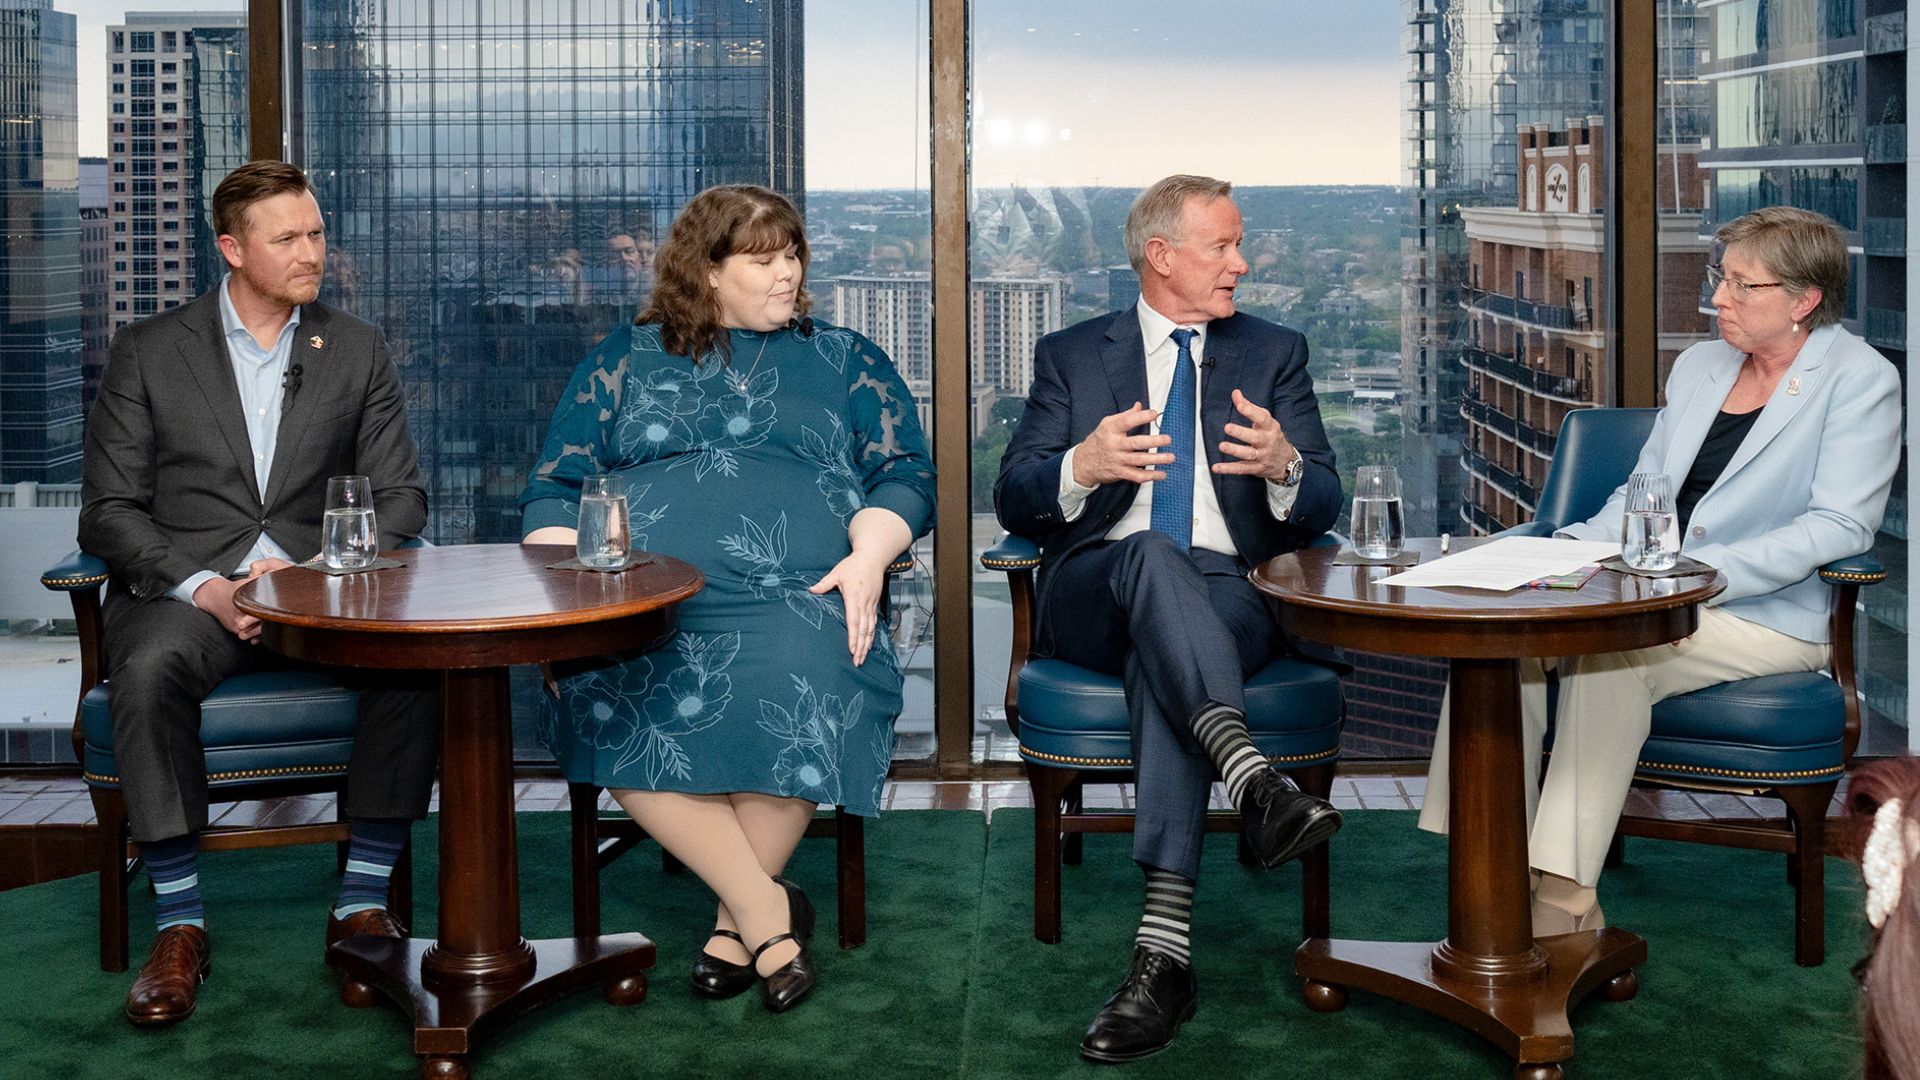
[
  {"left": 212, "top": 160, "right": 314, "bottom": 238},
  {"left": 637, "top": 184, "right": 812, "bottom": 363},
  {"left": 1714, "top": 206, "right": 1849, "bottom": 331},
  {"left": 1125, "top": 175, "right": 1233, "bottom": 274}
]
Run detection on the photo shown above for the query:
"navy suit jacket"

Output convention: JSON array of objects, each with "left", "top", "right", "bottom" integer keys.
[{"left": 994, "top": 307, "right": 1339, "bottom": 655}]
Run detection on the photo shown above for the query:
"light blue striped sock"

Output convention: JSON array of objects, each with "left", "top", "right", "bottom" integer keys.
[
  {"left": 141, "top": 834, "right": 205, "bottom": 931},
  {"left": 332, "top": 818, "right": 409, "bottom": 919}
]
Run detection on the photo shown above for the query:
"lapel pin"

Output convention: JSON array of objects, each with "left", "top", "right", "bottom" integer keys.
[
  {"left": 1786, "top": 376, "right": 1800, "bottom": 396},
  {"left": 309, "top": 335, "right": 324, "bottom": 350}
]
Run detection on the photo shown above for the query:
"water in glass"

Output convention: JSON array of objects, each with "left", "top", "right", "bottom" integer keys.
[
  {"left": 322, "top": 475, "right": 377, "bottom": 569},
  {"left": 1621, "top": 472, "right": 1679, "bottom": 571},
  {"left": 578, "top": 477, "right": 629, "bottom": 567},
  {"left": 322, "top": 508, "right": 377, "bottom": 569},
  {"left": 1623, "top": 509, "right": 1679, "bottom": 571},
  {"left": 1350, "top": 464, "right": 1404, "bottom": 559},
  {"left": 1352, "top": 496, "right": 1405, "bottom": 560}
]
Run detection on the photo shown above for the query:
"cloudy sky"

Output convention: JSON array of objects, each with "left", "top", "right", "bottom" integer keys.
[{"left": 61, "top": 0, "right": 1403, "bottom": 189}]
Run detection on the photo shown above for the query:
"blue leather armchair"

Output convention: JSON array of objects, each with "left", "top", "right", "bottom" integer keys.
[
  {"left": 980, "top": 536, "right": 1343, "bottom": 943},
  {"left": 41, "top": 549, "right": 413, "bottom": 972},
  {"left": 1511, "top": 407, "right": 1881, "bottom": 965}
]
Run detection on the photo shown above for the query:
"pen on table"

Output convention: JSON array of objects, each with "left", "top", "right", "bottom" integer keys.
[{"left": 1439, "top": 533, "right": 1451, "bottom": 554}]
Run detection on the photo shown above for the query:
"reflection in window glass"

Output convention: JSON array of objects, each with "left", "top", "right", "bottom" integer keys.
[
  {"left": 804, "top": 3, "right": 933, "bottom": 762},
  {"left": 297, "top": 1, "right": 807, "bottom": 757}
]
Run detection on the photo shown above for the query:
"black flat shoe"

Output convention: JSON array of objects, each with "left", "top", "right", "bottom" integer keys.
[
  {"left": 753, "top": 931, "right": 817, "bottom": 1013},
  {"left": 773, "top": 875, "right": 816, "bottom": 946},
  {"left": 690, "top": 929, "right": 755, "bottom": 1000},
  {"left": 1080, "top": 946, "right": 1198, "bottom": 1063},
  {"left": 1238, "top": 768, "right": 1343, "bottom": 870}
]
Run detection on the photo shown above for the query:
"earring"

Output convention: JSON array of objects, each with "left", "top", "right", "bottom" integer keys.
[{"left": 1792, "top": 321, "right": 1800, "bottom": 334}]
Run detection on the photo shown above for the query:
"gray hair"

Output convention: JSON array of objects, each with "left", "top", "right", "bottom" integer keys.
[
  {"left": 1714, "top": 206, "right": 1849, "bottom": 331},
  {"left": 1124, "top": 175, "right": 1233, "bottom": 274}
]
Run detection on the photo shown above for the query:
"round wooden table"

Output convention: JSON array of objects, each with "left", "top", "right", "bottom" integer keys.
[
  {"left": 236, "top": 544, "right": 702, "bottom": 1080},
  {"left": 1251, "top": 538, "right": 1723, "bottom": 1079}
]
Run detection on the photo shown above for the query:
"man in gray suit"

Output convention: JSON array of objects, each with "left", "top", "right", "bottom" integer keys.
[{"left": 79, "top": 161, "right": 439, "bottom": 1026}]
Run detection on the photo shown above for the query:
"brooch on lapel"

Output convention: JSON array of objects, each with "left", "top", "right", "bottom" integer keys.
[
  {"left": 309, "top": 335, "right": 325, "bottom": 350},
  {"left": 1786, "top": 376, "right": 1800, "bottom": 396}
]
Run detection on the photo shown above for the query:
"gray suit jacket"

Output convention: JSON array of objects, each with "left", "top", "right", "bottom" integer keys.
[{"left": 79, "top": 290, "right": 426, "bottom": 602}]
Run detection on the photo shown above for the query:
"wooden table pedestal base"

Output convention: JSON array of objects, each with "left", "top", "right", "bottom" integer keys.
[
  {"left": 329, "top": 933, "right": 656, "bottom": 1079},
  {"left": 1296, "top": 930, "right": 1645, "bottom": 1079}
]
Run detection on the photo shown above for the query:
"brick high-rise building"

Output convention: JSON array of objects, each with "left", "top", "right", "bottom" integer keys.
[{"left": 1458, "top": 117, "right": 1710, "bottom": 534}]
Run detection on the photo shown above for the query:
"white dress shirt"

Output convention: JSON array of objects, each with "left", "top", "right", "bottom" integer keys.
[
  {"left": 168, "top": 275, "right": 300, "bottom": 605},
  {"left": 1056, "top": 299, "right": 1301, "bottom": 558}
]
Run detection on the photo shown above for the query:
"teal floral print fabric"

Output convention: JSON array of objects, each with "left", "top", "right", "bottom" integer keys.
[{"left": 521, "top": 322, "right": 935, "bottom": 815}]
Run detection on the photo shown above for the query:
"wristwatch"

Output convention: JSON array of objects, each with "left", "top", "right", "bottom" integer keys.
[{"left": 1278, "top": 450, "right": 1306, "bottom": 488}]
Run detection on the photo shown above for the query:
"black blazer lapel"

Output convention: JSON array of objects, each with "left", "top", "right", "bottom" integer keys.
[
  {"left": 263, "top": 304, "right": 332, "bottom": 509},
  {"left": 176, "top": 295, "right": 260, "bottom": 498}
]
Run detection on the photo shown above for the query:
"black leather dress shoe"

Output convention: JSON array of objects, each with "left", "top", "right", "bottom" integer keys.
[
  {"left": 691, "top": 929, "right": 756, "bottom": 999},
  {"left": 754, "top": 931, "right": 818, "bottom": 1013},
  {"left": 1239, "top": 768, "right": 1342, "bottom": 870},
  {"left": 1080, "top": 946, "right": 1198, "bottom": 1063},
  {"left": 773, "top": 875, "right": 816, "bottom": 946}
]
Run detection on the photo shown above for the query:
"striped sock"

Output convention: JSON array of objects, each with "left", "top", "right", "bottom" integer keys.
[
  {"left": 332, "top": 818, "right": 410, "bottom": 919},
  {"left": 1191, "top": 704, "right": 1289, "bottom": 807},
  {"left": 1135, "top": 868, "right": 1195, "bottom": 965},
  {"left": 141, "top": 834, "right": 205, "bottom": 932}
]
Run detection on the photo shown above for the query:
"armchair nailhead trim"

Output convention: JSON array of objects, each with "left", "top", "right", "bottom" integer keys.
[
  {"left": 41, "top": 573, "right": 109, "bottom": 588},
  {"left": 980, "top": 557, "right": 1041, "bottom": 570},
  {"left": 1633, "top": 759, "right": 1844, "bottom": 782},
  {"left": 1020, "top": 746, "right": 1337, "bottom": 768},
  {"left": 1819, "top": 570, "right": 1886, "bottom": 584},
  {"left": 85, "top": 762, "right": 350, "bottom": 785}
]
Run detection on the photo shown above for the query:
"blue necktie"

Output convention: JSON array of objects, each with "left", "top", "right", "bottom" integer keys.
[{"left": 1150, "top": 327, "right": 1198, "bottom": 549}]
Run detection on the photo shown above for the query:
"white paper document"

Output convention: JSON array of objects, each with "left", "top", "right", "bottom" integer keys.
[{"left": 1376, "top": 536, "right": 1622, "bottom": 591}]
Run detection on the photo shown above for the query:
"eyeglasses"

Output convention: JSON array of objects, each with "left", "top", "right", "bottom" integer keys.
[{"left": 1706, "top": 264, "right": 1787, "bottom": 302}]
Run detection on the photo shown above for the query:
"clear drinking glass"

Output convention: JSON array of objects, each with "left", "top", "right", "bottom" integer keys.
[
  {"left": 1622, "top": 471, "right": 1680, "bottom": 571},
  {"left": 577, "top": 475, "right": 630, "bottom": 568},
  {"left": 322, "top": 475, "right": 378, "bottom": 570},
  {"left": 1350, "top": 464, "right": 1405, "bottom": 560}
]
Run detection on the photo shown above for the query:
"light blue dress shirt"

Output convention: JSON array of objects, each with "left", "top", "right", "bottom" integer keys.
[{"left": 169, "top": 275, "right": 302, "bottom": 605}]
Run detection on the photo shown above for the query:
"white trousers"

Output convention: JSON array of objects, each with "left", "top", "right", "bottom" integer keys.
[{"left": 1417, "top": 607, "right": 1829, "bottom": 886}]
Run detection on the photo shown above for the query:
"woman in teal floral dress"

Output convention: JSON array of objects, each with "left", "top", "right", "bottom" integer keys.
[{"left": 520, "top": 186, "right": 934, "bottom": 1013}]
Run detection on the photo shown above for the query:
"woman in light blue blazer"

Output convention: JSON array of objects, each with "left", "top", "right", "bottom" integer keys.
[{"left": 1421, "top": 207, "right": 1902, "bottom": 934}]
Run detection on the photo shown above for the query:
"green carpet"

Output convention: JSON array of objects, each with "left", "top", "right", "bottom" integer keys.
[{"left": 0, "top": 810, "right": 1870, "bottom": 1079}]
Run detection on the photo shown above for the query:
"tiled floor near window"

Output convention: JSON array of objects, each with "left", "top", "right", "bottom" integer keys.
[{"left": 0, "top": 773, "right": 1849, "bottom": 827}]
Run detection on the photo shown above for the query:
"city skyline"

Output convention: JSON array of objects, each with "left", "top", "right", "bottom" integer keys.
[{"left": 65, "top": 0, "right": 1403, "bottom": 189}]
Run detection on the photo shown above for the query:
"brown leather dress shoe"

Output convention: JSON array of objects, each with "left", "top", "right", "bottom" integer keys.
[
  {"left": 325, "top": 907, "right": 407, "bottom": 950},
  {"left": 125, "top": 925, "right": 211, "bottom": 1027}
]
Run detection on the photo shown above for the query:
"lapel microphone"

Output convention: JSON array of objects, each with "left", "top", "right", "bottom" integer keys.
[{"left": 282, "top": 363, "right": 304, "bottom": 401}]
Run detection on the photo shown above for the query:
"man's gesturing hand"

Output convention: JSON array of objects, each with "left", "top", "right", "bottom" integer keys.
[
  {"left": 1071, "top": 402, "right": 1173, "bottom": 487},
  {"left": 1214, "top": 388, "right": 1299, "bottom": 481}
]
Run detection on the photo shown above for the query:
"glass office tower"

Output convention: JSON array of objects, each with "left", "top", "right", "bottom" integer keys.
[
  {"left": 295, "top": 0, "right": 804, "bottom": 544},
  {"left": 190, "top": 23, "right": 249, "bottom": 295},
  {"left": 0, "top": 0, "right": 82, "bottom": 485}
]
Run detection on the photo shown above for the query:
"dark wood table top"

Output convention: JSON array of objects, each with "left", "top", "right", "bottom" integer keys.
[
  {"left": 1251, "top": 537, "right": 1725, "bottom": 658},
  {"left": 236, "top": 544, "right": 703, "bottom": 633},
  {"left": 235, "top": 544, "right": 704, "bottom": 671}
]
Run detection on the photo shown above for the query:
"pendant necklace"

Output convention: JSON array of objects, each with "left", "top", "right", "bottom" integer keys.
[{"left": 727, "top": 329, "right": 777, "bottom": 396}]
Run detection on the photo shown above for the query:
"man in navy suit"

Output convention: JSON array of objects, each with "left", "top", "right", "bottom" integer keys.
[{"left": 995, "top": 175, "right": 1343, "bottom": 1062}]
